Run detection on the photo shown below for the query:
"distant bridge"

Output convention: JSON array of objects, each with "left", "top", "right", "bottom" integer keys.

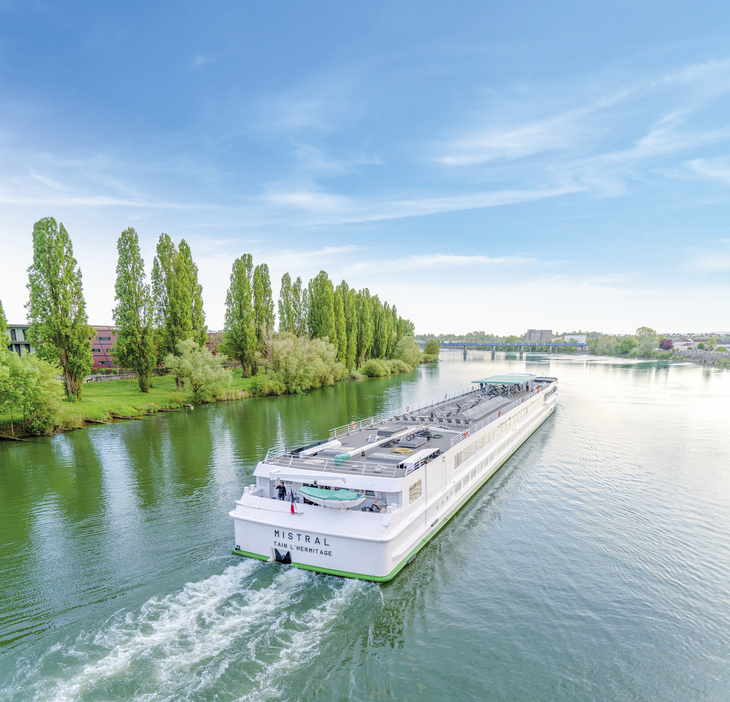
[
  {"left": 418, "top": 340, "right": 588, "bottom": 357},
  {"left": 419, "top": 341, "right": 587, "bottom": 349}
]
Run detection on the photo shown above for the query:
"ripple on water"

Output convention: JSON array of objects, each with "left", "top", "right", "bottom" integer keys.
[{"left": 6, "top": 560, "right": 381, "bottom": 702}]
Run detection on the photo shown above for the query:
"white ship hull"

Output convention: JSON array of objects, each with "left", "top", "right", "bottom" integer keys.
[{"left": 230, "top": 375, "right": 557, "bottom": 581}]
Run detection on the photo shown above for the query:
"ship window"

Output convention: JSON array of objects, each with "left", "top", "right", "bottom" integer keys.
[
  {"left": 471, "top": 469, "right": 476, "bottom": 479},
  {"left": 454, "top": 453, "right": 462, "bottom": 469},
  {"left": 409, "top": 480, "right": 422, "bottom": 504},
  {"left": 365, "top": 490, "right": 376, "bottom": 497},
  {"left": 464, "top": 474, "right": 469, "bottom": 485},
  {"left": 455, "top": 481, "right": 461, "bottom": 494}
]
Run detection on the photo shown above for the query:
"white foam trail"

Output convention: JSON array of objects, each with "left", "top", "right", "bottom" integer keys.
[
  {"left": 235, "top": 577, "right": 367, "bottom": 702},
  {"left": 14, "top": 561, "right": 375, "bottom": 702}
]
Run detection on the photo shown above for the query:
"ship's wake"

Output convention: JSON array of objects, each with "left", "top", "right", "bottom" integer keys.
[{"left": 7, "top": 560, "right": 380, "bottom": 702}]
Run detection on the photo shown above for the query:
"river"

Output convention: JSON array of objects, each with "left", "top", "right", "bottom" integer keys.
[{"left": 1, "top": 351, "right": 728, "bottom": 701}]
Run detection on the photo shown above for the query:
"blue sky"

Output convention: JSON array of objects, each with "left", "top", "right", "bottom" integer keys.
[{"left": 1, "top": 1, "right": 729, "bottom": 335}]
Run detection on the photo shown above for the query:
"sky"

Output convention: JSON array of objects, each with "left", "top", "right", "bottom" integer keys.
[{"left": 1, "top": 1, "right": 730, "bottom": 335}]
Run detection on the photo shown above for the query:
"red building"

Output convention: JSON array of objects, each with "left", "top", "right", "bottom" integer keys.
[
  {"left": 90, "top": 326, "right": 118, "bottom": 369},
  {"left": 206, "top": 331, "right": 224, "bottom": 355}
]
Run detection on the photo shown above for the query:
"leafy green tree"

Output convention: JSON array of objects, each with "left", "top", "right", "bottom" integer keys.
[
  {"left": 112, "top": 228, "right": 156, "bottom": 392},
  {"left": 307, "top": 271, "right": 335, "bottom": 341},
  {"left": 423, "top": 338, "right": 440, "bottom": 362},
  {"left": 0, "top": 352, "right": 62, "bottom": 435},
  {"left": 635, "top": 326, "right": 658, "bottom": 356},
  {"left": 617, "top": 336, "right": 638, "bottom": 355},
  {"left": 256, "top": 332, "right": 345, "bottom": 394},
  {"left": 253, "top": 263, "right": 275, "bottom": 345},
  {"left": 697, "top": 342, "right": 705, "bottom": 350},
  {"left": 278, "top": 273, "right": 295, "bottom": 333},
  {"left": 333, "top": 287, "right": 346, "bottom": 362},
  {"left": 25, "top": 217, "right": 93, "bottom": 399},
  {"left": 356, "top": 289, "right": 374, "bottom": 365},
  {"left": 151, "top": 235, "right": 206, "bottom": 383},
  {"left": 178, "top": 240, "right": 207, "bottom": 347},
  {"left": 342, "top": 285, "right": 357, "bottom": 372},
  {"left": 0, "top": 298, "right": 6, "bottom": 341},
  {"left": 222, "top": 256, "right": 256, "bottom": 377},
  {"left": 164, "top": 338, "right": 232, "bottom": 403},
  {"left": 395, "top": 336, "right": 422, "bottom": 368},
  {"left": 707, "top": 336, "right": 717, "bottom": 350}
]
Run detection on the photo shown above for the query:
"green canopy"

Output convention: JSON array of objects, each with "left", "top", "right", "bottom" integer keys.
[
  {"left": 472, "top": 374, "right": 537, "bottom": 385},
  {"left": 299, "top": 486, "right": 362, "bottom": 501}
]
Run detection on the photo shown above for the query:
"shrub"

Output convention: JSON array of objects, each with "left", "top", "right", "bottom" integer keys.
[
  {"left": 256, "top": 332, "right": 346, "bottom": 394},
  {"left": 423, "top": 339, "right": 440, "bottom": 361},
  {"left": 659, "top": 339, "right": 674, "bottom": 350},
  {"left": 250, "top": 373, "right": 286, "bottom": 396},
  {"left": 386, "top": 359, "right": 412, "bottom": 374},
  {"left": 360, "top": 359, "right": 390, "bottom": 377},
  {"left": 164, "top": 338, "right": 232, "bottom": 403},
  {"left": 717, "top": 346, "right": 727, "bottom": 353},
  {"left": 0, "top": 353, "right": 63, "bottom": 435},
  {"left": 395, "top": 336, "right": 422, "bottom": 367},
  {"left": 697, "top": 342, "right": 705, "bottom": 350}
]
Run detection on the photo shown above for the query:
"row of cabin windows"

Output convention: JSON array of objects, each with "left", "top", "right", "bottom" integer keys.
[{"left": 453, "top": 399, "right": 541, "bottom": 470}]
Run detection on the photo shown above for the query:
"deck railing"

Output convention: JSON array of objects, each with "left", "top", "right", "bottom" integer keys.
[
  {"left": 261, "top": 453, "right": 407, "bottom": 478},
  {"left": 448, "top": 387, "right": 545, "bottom": 448},
  {"left": 328, "top": 386, "right": 475, "bottom": 439}
]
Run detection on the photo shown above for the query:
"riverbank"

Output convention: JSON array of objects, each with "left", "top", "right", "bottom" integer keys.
[
  {"left": 0, "top": 360, "right": 426, "bottom": 438},
  {"left": 0, "top": 374, "right": 257, "bottom": 438}
]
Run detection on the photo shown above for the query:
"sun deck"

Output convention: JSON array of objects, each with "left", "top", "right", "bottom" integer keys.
[{"left": 260, "top": 375, "right": 557, "bottom": 480}]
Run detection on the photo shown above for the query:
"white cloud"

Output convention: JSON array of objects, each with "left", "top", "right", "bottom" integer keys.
[
  {"left": 686, "top": 157, "right": 730, "bottom": 185},
  {"left": 344, "top": 253, "right": 535, "bottom": 275},
  {"left": 259, "top": 184, "right": 584, "bottom": 225}
]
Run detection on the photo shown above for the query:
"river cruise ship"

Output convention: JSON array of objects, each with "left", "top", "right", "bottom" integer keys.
[{"left": 230, "top": 373, "right": 557, "bottom": 581}]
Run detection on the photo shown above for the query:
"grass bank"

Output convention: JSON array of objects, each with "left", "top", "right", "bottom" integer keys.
[{"left": 0, "top": 374, "right": 257, "bottom": 437}]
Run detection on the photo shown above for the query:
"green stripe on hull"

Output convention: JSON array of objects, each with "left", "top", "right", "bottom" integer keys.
[{"left": 232, "top": 405, "right": 554, "bottom": 582}]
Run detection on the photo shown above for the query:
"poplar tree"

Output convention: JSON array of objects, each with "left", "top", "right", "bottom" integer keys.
[
  {"left": 222, "top": 256, "right": 256, "bottom": 377},
  {"left": 356, "top": 289, "right": 374, "bottom": 365},
  {"left": 151, "top": 234, "right": 207, "bottom": 382},
  {"left": 112, "top": 227, "right": 156, "bottom": 392},
  {"left": 333, "top": 287, "right": 346, "bottom": 363},
  {"left": 178, "top": 240, "right": 207, "bottom": 347},
  {"left": 25, "top": 217, "right": 93, "bottom": 399},
  {"left": 253, "top": 263, "right": 275, "bottom": 344},
  {"left": 151, "top": 233, "right": 180, "bottom": 360},
  {"left": 307, "top": 271, "right": 335, "bottom": 341},
  {"left": 0, "top": 298, "right": 6, "bottom": 342},
  {"left": 293, "top": 276, "right": 307, "bottom": 336},
  {"left": 278, "top": 273, "right": 294, "bottom": 333},
  {"left": 345, "top": 287, "right": 357, "bottom": 372}
]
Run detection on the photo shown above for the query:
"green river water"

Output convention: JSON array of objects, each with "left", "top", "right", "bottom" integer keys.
[{"left": 1, "top": 351, "right": 728, "bottom": 701}]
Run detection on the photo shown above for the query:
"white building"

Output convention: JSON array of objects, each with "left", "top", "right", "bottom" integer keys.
[{"left": 525, "top": 329, "right": 552, "bottom": 343}]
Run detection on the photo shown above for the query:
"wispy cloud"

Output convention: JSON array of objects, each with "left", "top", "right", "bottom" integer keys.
[
  {"left": 686, "top": 157, "right": 730, "bottom": 184},
  {"left": 685, "top": 239, "right": 730, "bottom": 272},
  {"left": 190, "top": 55, "right": 212, "bottom": 69},
  {"left": 260, "top": 184, "right": 583, "bottom": 225},
  {"left": 344, "top": 252, "right": 534, "bottom": 275}
]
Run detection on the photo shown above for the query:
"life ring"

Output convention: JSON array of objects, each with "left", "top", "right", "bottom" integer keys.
[
  {"left": 465, "top": 430, "right": 469, "bottom": 437},
  {"left": 406, "top": 406, "right": 410, "bottom": 412},
  {"left": 350, "top": 421, "right": 356, "bottom": 430}
]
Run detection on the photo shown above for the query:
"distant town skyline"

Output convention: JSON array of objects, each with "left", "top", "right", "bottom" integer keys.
[{"left": 1, "top": 2, "right": 729, "bottom": 335}]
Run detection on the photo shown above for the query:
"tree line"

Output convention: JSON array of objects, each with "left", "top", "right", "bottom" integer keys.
[
  {"left": 1, "top": 218, "right": 418, "bottom": 431},
  {"left": 224, "top": 261, "right": 414, "bottom": 378}
]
